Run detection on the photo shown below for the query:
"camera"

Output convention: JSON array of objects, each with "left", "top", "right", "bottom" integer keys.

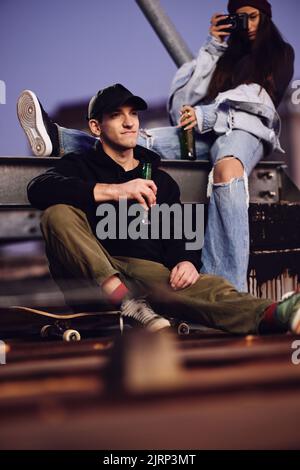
[{"left": 216, "top": 13, "right": 248, "bottom": 33}]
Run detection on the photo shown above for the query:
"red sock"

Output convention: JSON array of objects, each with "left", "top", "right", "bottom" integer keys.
[
  {"left": 106, "top": 283, "right": 130, "bottom": 306},
  {"left": 259, "top": 302, "right": 285, "bottom": 334}
]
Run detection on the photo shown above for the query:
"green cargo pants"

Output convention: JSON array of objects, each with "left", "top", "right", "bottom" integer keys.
[{"left": 40, "top": 204, "right": 272, "bottom": 335}]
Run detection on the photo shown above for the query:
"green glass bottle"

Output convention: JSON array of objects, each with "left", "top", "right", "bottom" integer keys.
[
  {"left": 180, "top": 127, "right": 196, "bottom": 160},
  {"left": 141, "top": 163, "right": 152, "bottom": 225},
  {"left": 142, "top": 162, "right": 152, "bottom": 180}
]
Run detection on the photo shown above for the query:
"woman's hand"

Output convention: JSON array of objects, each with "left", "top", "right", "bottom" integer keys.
[
  {"left": 178, "top": 105, "right": 197, "bottom": 131},
  {"left": 210, "top": 13, "right": 231, "bottom": 43}
]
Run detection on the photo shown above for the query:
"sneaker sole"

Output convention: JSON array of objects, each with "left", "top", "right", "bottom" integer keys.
[
  {"left": 122, "top": 314, "right": 171, "bottom": 332},
  {"left": 17, "top": 90, "right": 53, "bottom": 156},
  {"left": 148, "top": 318, "right": 171, "bottom": 332}
]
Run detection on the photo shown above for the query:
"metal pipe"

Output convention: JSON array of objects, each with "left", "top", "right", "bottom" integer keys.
[{"left": 135, "top": 0, "right": 194, "bottom": 67}]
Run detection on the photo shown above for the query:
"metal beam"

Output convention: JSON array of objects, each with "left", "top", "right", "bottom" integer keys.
[{"left": 135, "top": 0, "right": 194, "bottom": 67}]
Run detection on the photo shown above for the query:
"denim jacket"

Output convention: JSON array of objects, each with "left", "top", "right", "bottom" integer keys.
[{"left": 168, "top": 36, "right": 284, "bottom": 153}]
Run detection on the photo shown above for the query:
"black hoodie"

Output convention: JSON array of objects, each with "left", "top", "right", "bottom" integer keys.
[{"left": 27, "top": 141, "right": 202, "bottom": 271}]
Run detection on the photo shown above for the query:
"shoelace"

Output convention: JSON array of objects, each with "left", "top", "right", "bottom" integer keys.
[
  {"left": 136, "top": 299, "right": 158, "bottom": 323},
  {"left": 122, "top": 299, "right": 157, "bottom": 324}
]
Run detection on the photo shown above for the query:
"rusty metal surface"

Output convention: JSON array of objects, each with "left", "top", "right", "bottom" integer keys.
[
  {"left": 0, "top": 245, "right": 299, "bottom": 449},
  {"left": 0, "top": 332, "right": 300, "bottom": 449}
]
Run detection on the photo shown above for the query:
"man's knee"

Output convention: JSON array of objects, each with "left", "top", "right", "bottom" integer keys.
[
  {"left": 40, "top": 204, "right": 86, "bottom": 234},
  {"left": 213, "top": 156, "right": 244, "bottom": 184}
]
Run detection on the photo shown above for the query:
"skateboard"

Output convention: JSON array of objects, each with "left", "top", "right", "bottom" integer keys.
[
  {"left": 0, "top": 305, "right": 205, "bottom": 342},
  {"left": 0, "top": 306, "right": 122, "bottom": 341}
]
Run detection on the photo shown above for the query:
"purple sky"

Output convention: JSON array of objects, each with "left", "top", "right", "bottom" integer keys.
[{"left": 0, "top": 0, "right": 299, "bottom": 156}]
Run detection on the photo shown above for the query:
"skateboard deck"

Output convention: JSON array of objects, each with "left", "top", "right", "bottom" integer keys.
[
  {"left": 0, "top": 306, "right": 122, "bottom": 341},
  {"left": 0, "top": 304, "right": 205, "bottom": 341}
]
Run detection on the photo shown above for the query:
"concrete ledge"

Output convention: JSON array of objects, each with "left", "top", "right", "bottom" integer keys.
[{"left": 1, "top": 157, "right": 298, "bottom": 206}]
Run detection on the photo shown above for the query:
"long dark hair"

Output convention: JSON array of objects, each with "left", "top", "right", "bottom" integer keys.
[{"left": 205, "top": 12, "right": 289, "bottom": 103}]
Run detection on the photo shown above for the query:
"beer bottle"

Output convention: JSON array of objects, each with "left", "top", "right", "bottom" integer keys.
[
  {"left": 141, "top": 162, "right": 152, "bottom": 225},
  {"left": 142, "top": 162, "right": 152, "bottom": 180},
  {"left": 180, "top": 127, "right": 196, "bottom": 161}
]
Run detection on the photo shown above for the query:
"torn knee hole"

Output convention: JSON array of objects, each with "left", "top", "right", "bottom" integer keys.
[{"left": 213, "top": 157, "right": 244, "bottom": 184}]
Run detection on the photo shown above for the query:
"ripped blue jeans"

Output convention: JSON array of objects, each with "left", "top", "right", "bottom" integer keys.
[{"left": 57, "top": 124, "right": 264, "bottom": 291}]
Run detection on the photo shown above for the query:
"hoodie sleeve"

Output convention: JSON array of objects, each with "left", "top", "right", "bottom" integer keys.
[
  {"left": 158, "top": 171, "right": 203, "bottom": 272},
  {"left": 27, "top": 154, "right": 96, "bottom": 211}
]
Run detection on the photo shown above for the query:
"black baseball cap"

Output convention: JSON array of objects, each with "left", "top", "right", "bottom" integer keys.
[{"left": 88, "top": 83, "right": 148, "bottom": 120}]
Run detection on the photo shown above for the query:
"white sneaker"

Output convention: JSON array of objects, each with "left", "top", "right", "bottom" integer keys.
[
  {"left": 121, "top": 298, "right": 170, "bottom": 332},
  {"left": 276, "top": 291, "right": 300, "bottom": 334},
  {"left": 17, "top": 90, "right": 53, "bottom": 156}
]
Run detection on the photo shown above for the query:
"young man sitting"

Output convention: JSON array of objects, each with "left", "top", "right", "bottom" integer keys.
[{"left": 21, "top": 84, "right": 300, "bottom": 335}]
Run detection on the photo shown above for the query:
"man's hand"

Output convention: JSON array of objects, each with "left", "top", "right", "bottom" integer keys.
[
  {"left": 94, "top": 178, "right": 157, "bottom": 210},
  {"left": 209, "top": 13, "right": 231, "bottom": 43},
  {"left": 170, "top": 261, "right": 200, "bottom": 291},
  {"left": 116, "top": 178, "right": 157, "bottom": 210}
]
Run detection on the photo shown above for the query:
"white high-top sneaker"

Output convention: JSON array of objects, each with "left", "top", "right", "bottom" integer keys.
[{"left": 121, "top": 298, "right": 170, "bottom": 332}]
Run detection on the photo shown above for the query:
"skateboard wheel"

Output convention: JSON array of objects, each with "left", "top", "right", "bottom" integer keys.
[
  {"left": 63, "top": 329, "right": 81, "bottom": 342},
  {"left": 40, "top": 325, "right": 52, "bottom": 338},
  {"left": 178, "top": 322, "right": 190, "bottom": 336}
]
